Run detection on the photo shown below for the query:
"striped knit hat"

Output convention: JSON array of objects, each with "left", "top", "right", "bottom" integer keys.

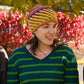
[{"left": 28, "top": 6, "right": 58, "bottom": 33}]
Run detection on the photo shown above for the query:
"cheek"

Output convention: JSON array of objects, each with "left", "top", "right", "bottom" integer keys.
[
  {"left": 34, "top": 29, "right": 45, "bottom": 36},
  {"left": 55, "top": 28, "right": 57, "bottom": 32},
  {"left": 54, "top": 29, "right": 57, "bottom": 34},
  {"left": 34, "top": 31, "right": 43, "bottom": 38}
]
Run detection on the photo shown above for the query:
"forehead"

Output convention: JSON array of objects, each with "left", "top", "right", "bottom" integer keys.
[{"left": 43, "top": 22, "right": 57, "bottom": 25}]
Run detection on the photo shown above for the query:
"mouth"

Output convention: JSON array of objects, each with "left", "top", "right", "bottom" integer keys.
[{"left": 46, "top": 36, "right": 54, "bottom": 41}]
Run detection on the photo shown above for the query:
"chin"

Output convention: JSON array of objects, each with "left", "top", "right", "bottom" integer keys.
[
  {"left": 46, "top": 42, "right": 53, "bottom": 46},
  {"left": 48, "top": 40, "right": 54, "bottom": 45},
  {"left": 43, "top": 39, "right": 54, "bottom": 45}
]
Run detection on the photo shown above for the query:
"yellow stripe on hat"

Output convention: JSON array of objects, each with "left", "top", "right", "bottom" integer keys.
[
  {"left": 36, "top": 10, "right": 57, "bottom": 20},
  {"left": 29, "top": 20, "right": 46, "bottom": 23},
  {"left": 40, "top": 9, "right": 56, "bottom": 16},
  {"left": 35, "top": 13, "right": 55, "bottom": 20},
  {"left": 29, "top": 17, "right": 50, "bottom": 21}
]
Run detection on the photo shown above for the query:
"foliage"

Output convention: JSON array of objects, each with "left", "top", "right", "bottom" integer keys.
[
  {"left": 57, "top": 12, "right": 84, "bottom": 48},
  {"left": 0, "top": 11, "right": 33, "bottom": 56},
  {"left": 0, "top": 0, "right": 84, "bottom": 18}
]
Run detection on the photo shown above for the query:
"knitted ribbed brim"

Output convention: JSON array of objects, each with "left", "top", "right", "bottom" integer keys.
[{"left": 28, "top": 6, "right": 58, "bottom": 33}]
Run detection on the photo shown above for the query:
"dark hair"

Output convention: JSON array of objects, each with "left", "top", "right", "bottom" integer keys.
[{"left": 26, "top": 34, "right": 66, "bottom": 55}]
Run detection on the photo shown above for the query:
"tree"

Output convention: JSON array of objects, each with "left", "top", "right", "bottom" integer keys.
[
  {"left": 0, "top": 0, "right": 84, "bottom": 17},
  {"left": 0, "top": 11, "right": 33, "bottom": 56},
  {"left": 57, "top": 12, "right": 84, "bottom": 48}
]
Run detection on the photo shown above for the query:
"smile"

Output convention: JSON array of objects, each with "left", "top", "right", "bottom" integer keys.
[{"left": 46, "top": 36, "right": 54, "bottom": 40}]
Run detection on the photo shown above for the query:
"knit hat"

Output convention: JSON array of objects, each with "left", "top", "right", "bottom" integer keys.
[{"left": 28, "top": 6, "right": 58, "bottom": 33}]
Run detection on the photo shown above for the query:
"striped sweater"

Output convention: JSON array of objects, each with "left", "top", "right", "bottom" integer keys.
[{"left": 7, "top": 45, "right": 79, "bottom": 84}]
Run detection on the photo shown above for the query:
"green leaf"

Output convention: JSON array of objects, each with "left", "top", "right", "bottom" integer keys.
[
  {"left": 19, "top": 10, "right": 22, "bottom": 15},
  {"left": 69, "top": 14, "right": 74, "bottom": 20},
  {"left": 64, "top": 12, "right": 68, "bottom": 17},
  {"left": 9, "top": 11, "right": 12, "bottom": 18},
  {"left": 39, "top": 0, "right": 48, "bottom": 6},
  {"left": 60, "top": 0, "right": 69, "bottom": 10},
  {"left": 21, "top": 18, "right": 25, "bottom": 24},
  {"left": 22, "top": 9, "right": 26, "bottom": 15},
  {"left": 25, "top": 18, "right": 28, "bottom": 23},
  {"left": 0, "top": 0, "right": 7, "bottom": 5},
  {"left": 73, "top": 9, "right": 79, "bottom": 17},
  {"left": 26, "top": 0, "right": 35, "bottom": 11},
  {"left": 12, "top": 7, "right": 17, "bottom": 13}
]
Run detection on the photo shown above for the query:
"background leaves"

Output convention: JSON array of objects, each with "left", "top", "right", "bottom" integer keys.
[{"left": 0, "top": 0, "right": 84, "bottom": 17}]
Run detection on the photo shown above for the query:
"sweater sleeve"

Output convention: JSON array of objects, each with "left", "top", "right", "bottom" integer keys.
[
  {"left": 7, "top": 50, "right": 20, "bottom": 84},
  {"left": 62, "top": 47, "right": 79, "bottom": 84}
]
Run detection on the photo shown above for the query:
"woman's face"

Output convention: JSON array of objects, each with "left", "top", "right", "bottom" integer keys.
[{"left": 34, "top": 22, "right": 57, "bottom": 46}]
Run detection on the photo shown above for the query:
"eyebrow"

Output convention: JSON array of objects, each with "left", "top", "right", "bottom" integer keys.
[{"left": 44, "top": 23, "right": 57, "bottom": 26}]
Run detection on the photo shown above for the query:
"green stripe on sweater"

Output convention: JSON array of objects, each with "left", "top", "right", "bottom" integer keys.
[
  {"left": 10, "top": 52, "right": 26, "bottom": 59},
  {"left": 55, "top": 50, "right": 74, "bottom": 55},
  {"left": 19, "top": 71, "right": 64, "bottom": 76},
  {"left": 20, "top": 79, "right": 64, "bottom": 84},
  {"left": 8, "top": 58, "right": 33, "bottom": 67},
  {"left": 19, "top": 63, "right": 63, "bottom": 68},
  {"left": 7, "top": 80, "right": 18, "bottom": 82}
]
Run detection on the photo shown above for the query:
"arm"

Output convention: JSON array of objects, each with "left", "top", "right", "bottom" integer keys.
[{"left": 63, "top": 48, "right": 79, "bottom": 84}]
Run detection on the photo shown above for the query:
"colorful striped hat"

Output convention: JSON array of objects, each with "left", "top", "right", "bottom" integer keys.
[{"left": 28, "top": 6, "right": 58, "bottom": 33}]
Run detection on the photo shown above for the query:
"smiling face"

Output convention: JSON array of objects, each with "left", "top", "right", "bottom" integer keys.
[{"left": 34, "top": 22, "right": 57, "bottom": 46}]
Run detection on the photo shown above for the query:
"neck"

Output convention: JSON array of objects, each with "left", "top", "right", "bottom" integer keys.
[
  {"left": 36, "top": 46, "right": 51, "bottom": 55},
  {"left": 38, "top": 44, "right": 51, "bottom": 51},
  {"left": 37, "top": 43, "right": 51, "bottom": 52}
]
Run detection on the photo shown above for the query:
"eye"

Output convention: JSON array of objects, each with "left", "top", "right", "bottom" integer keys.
[
  {"left": 43, "top": 25, "right": 49, "bottom": 28},
  {"left": 53, "top": 24, "right": 57, "bottom": 28}
]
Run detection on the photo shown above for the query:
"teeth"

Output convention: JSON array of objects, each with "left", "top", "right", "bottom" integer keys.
[
  {"left": 48, "top": 37, "right": 53, "bottom": 39},
  {"left": 46, "top": 36, "right": 54, "bottom": 39},
  {"left": 47, "top": 37, "right": 53, "bottom": 39}
]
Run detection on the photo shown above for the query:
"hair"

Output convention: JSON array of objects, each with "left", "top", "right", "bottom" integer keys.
[{"left": 26, "top": 35, "right": 65, "bottom": 55}]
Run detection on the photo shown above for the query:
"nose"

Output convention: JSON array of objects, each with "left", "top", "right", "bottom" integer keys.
[{"left": 48, "top": 27, "right": 55, "bottom": 34}]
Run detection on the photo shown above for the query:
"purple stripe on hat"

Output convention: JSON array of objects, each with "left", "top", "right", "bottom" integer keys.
[{"left": 28, "top": 6, "right": 50, "bottom": 19}]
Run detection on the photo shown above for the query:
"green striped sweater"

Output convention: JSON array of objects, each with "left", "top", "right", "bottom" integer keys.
[{"left": 7, "top": 45, "right": 79, "bottom": 84}]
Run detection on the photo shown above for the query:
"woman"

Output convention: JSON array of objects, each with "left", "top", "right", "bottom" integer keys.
[{"left": 7, "top": 6, "right": 79, "bottom": 84}]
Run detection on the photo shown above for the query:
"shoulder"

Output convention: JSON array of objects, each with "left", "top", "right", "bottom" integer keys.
[
  {"left": 10, "top": 46, "right": 27, "bottom": 59},
  {"left": 54, "top": 45, "right": 75, "bottom": 58},
  {"left": 12, "top": 46, "right": 26, "bottom": 54},
  {"left": 55, "top": 45, "right": 73, "bottom": 53},
  {"left": 55, "top": 46, "right": 76, "bottom": 61}
]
